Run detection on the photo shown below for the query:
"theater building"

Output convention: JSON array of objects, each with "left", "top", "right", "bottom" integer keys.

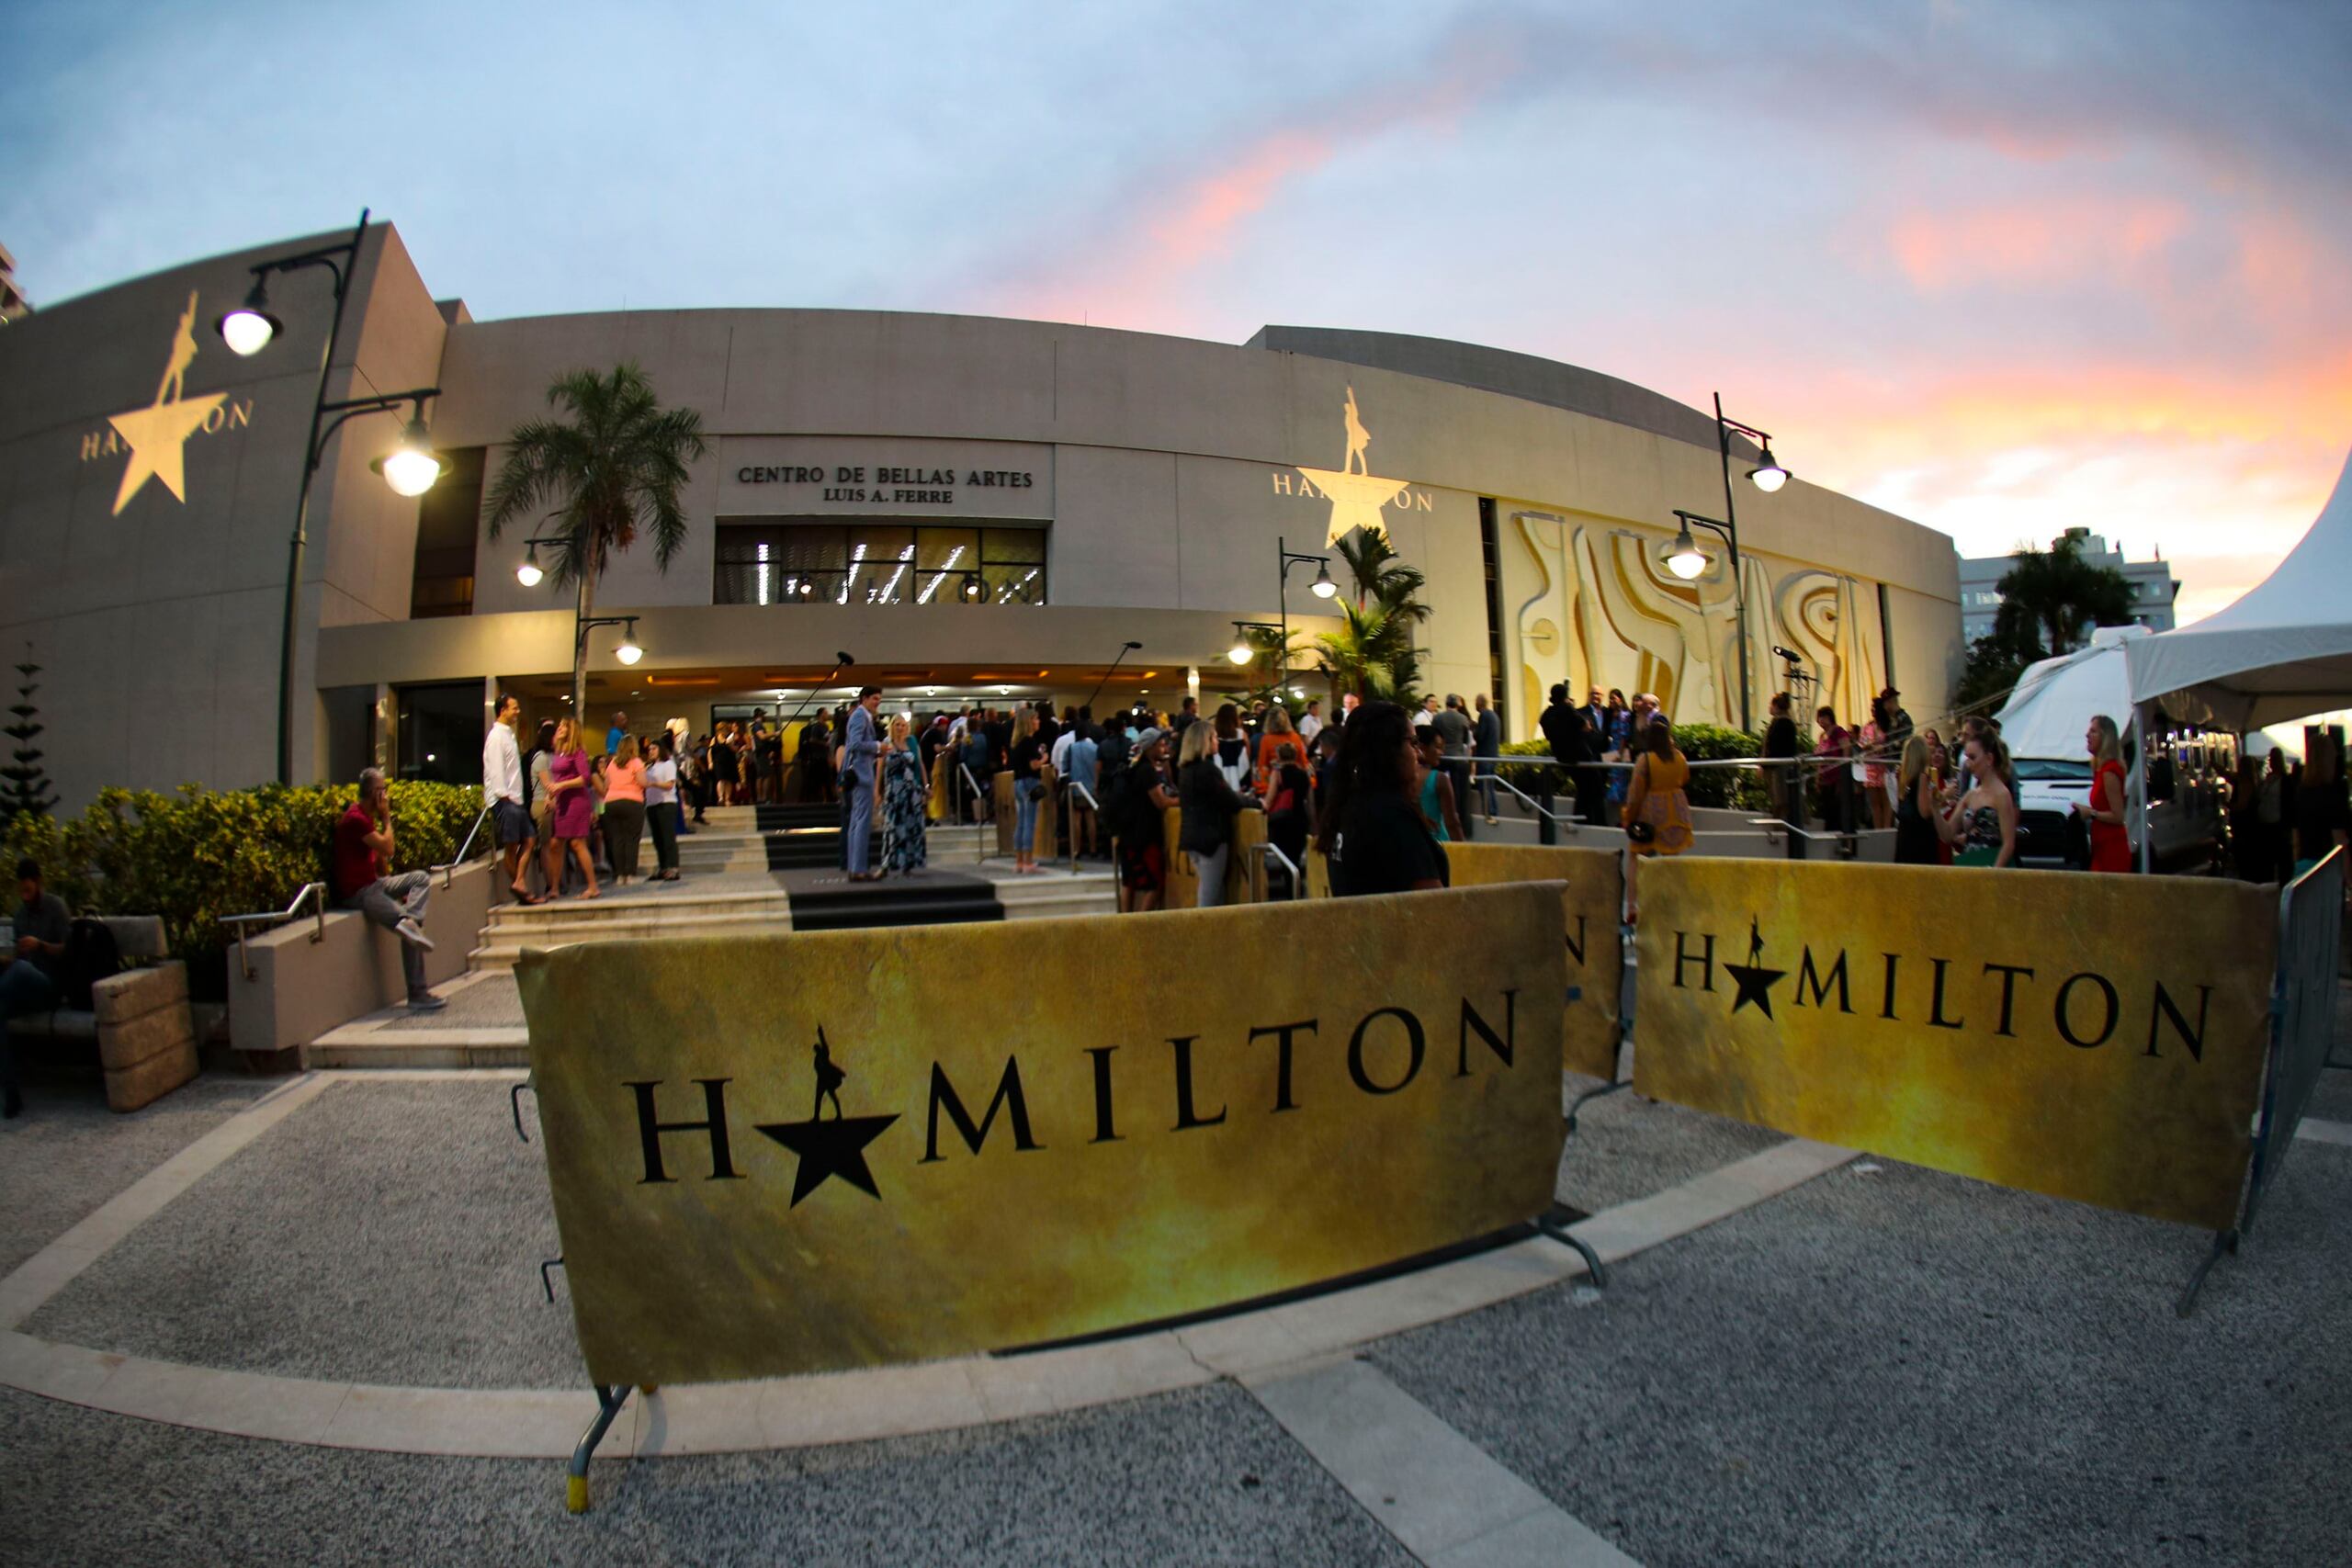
[{"left": 0, "top": 222, "right": 1961, "bottom": 806}]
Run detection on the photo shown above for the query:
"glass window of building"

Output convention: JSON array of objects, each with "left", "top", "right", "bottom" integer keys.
[{"left": 715, "top": 521, "right": 1046, "bottom": 606}]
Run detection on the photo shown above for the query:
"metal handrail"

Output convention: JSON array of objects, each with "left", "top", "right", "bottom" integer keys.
[
  {"left": 435, "top": 800, "right": 498, "bottom": 888},
  {"left": 220, "top": 880, "right": 329, "bottom": 981},
  {"left": 958, "top": 762, "right": 987, "bottom": 824},
  {"left": 1250, "top": 840, "right": 1306, "bottom": 901},
  {"left": 1064, "top": 781, "right": 1101, "bottom": 872},
  {"left": 1487, "top": 773, "right": 1578, "bottom": 833}
]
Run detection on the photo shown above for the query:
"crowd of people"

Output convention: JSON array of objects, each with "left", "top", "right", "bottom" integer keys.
[
  {"left": 483, "top": 702, "right": 693, "bottom": 904},
  {"left": 470, "top": 679, "right": 2348, "bottom": 919}
]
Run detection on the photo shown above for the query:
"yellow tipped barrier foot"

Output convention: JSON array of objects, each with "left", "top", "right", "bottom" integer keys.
[{"left": 566, "top": 1474, "right": 590, "bottom": 1514}]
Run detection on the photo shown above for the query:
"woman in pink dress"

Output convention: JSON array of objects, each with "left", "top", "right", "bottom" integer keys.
[{"left": 540, "top": 718, "right": 600, "bottom": 900}]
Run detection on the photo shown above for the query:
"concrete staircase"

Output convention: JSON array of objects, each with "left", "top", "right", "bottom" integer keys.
[
  {"left": 467, "top": 864, "right": 1117, "bottom": 969},
  {"left": 469, "top": 886, "right": 796, "bottom": 968},
  {"left": 674, "top": 807, "right": 993, "bottom": 875}
]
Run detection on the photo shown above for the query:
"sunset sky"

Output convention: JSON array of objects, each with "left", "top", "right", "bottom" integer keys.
[{"left": 6, "top": 0, "right": 2346, "bottom": 630}]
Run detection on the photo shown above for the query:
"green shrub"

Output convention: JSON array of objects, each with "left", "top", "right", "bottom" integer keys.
[
  {"left": 1669, "top": 723, "right": 1770, "bottom": 810},
  {"left": 1495, "top": 739, "right": 1568, "bottom": 801},
  {"left": 0, "top": 781, "right": 484, "bottom": 993}
]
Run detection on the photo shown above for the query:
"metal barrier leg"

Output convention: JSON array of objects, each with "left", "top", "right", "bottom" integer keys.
[
  {"left": 540, "top": 1256, "right": 565, "bottom": 1303},
  {"left": 1536, "top": 1212, "right": 1607, "bottom": 1290},
  {"left": 2173, "top": 1228, "right": 2237, "bottom": 1318},
  {"left": 511, "top": 1079, "right": 536, "bottom": 1143},
  {"left": 565, "top": 1383, "right": 630, "bottom": 1513},
  {"left": 1566, "top": 1077, "right": 1631, "bottom": 1136}
]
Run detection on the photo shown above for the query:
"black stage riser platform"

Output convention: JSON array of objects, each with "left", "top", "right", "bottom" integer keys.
[{"left": 775, "top": 869, "right": 1002, "bottom": 933}]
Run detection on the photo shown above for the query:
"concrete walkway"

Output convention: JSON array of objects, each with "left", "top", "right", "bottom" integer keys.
[{"left": 0, "top": 1051, "right": 2346, "bottom": 1564}]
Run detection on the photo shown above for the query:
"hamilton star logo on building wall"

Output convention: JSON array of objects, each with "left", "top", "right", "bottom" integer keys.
[
  {"left": 754, "top": 1029, "right": 900, "bottom": 1206},
  {"left": 94, "top": 290, "right": 232, "bottom": 516},
  {"left": 1287, "top": 386, "right": 1419, "bottom": 544}
]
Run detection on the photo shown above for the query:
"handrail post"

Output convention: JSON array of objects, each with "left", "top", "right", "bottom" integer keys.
[{"left": 1538, "top": 789, "right": 1557, "bottom": 845}]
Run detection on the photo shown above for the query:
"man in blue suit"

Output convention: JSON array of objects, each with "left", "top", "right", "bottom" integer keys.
[{"left": 842, "top": 686, "right": 884, "bottom": 879}]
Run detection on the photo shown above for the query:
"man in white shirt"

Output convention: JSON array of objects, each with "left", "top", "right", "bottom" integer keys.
[
  {"left": 483, "top": 694, "right": 541, "bottom": 903},
  {"left": 1297, "top": 700, "right": 1323, "bottom": 746},
  {"left": 1413, "top": 694, "right": 1439, "bottom": 728}
]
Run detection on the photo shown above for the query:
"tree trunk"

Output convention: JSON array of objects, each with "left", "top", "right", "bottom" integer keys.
[{"left": 571, "top": 567, "right": 595, "bottom": 729}]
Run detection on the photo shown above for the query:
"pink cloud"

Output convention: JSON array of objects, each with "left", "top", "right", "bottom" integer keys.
[{"left": 1887, "top": 197, "right": 2190, "bottom": 292}]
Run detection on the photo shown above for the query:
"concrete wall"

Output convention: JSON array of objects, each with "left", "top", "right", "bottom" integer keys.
[
  {"left": 3, "top": 221, "right": 1959, "bottom": 806},
  {"left": 0, "top": 223, "right": 450, "bottom": 807},
  {"left": 225, "top": 858, "right": 495, "bottom": 1055},
  {"left": 429, "top": 304, "right": 1956, "bottom": 733}
]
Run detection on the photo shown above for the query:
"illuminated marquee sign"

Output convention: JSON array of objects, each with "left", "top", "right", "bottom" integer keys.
[{"left": 78, "top": 289, "right": 254, "bottom": 515}]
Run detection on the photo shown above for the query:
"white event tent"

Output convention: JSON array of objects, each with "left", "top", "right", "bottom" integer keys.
[{"left": 2125, "top": 445, "right": 2352, "bottom": 731}]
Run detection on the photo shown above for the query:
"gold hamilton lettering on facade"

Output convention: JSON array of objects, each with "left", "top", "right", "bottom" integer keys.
[
  {"left": 1272, "top": 386, "right": 1432, "bottom": 541},
  {"left": 79, "top": 290, "right": 254, "bottom": 515}
]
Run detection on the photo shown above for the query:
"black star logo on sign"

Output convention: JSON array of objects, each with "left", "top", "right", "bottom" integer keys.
[
  {"left": 754, "top": 1027, "right": 899, "bottom": 1206},
  {"left": 1722, "top": 916, "right": 1786, "bottom": 1019},
  {"left": 755, "top": 1113, "right": 899, "bottom": 1205}
]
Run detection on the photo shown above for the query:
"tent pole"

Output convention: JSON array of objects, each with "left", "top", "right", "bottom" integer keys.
[{"left": 2131, "top": 704, "right": 2153, "bottom": 874}]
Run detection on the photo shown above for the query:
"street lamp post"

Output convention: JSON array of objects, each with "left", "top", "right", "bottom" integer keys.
[
  {"left": 213, "top": 208, "right": 449, "bottom": 784},
  {"left": 1085, "top": 641, "right": 1143, "bottom": 714},
  {"left": 518, "top": 537, "right": 652, "bottom": 715},
  {"left": 1663, "top": 509, "right": 1749, "bottom": 731},
  {"left": 1707, "top": 393, "right": 1790, "bottom": 734},
  {"left": 1227, "top": 621, "right": 1283, "bottom": 692},
  {"left": 1275, "top": 536, "right": 1336, "bottom": 706}
]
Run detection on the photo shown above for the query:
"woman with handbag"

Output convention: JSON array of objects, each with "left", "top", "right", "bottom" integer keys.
[{"left": 1621, "top": 718, "right": 1693, "bottom": 925}]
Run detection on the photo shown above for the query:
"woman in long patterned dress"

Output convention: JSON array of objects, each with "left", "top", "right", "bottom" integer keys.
[{"left": 880, "top": 713, "right": 929, "bottom": 874}]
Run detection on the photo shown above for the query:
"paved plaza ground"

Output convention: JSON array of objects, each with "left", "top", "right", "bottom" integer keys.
[{"left": 1, "top": 1002, "right": 2346, "bottom": 1565}]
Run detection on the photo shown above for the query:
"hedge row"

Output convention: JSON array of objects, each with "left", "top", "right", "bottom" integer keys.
[
  {"left": 1493, "top": 723, "right": 1769, "bottom": 813},
  {"left": 0, "top": 782, "right": 485, "bottom": 984}
]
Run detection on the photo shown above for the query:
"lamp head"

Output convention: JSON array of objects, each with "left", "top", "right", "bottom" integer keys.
[
  {"left": 1227, "top": 630, "right": 1253, "bottom": 665},
  {"left": 1310, "top": 560, "right": 1338, "bottom": 598},
  {"left": 1665, "top": 527, "right": 1709, "bottom": 581},
  {"left": 515, "top": 543, "right": 544, "bottom": 588},
  {"left": 214, "top": 277, "right": 280, "bottom": 356},
  {"left": 614, "top": 622, "right": 644, "bottom": 666},
  {"left": 372, "top": 414, "right": 442, "bottom": 497},
  {"left": 1747, "top": 442, "right": 1789, "bottom": 492}
]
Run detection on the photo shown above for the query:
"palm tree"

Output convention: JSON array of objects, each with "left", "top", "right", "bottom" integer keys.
[
  {"left": 485, "top": 364, "right": 708, "bottom": 716},
  {"left": 1993, "top": 535, "right": 2137, "bottom": 659},
  {"left": 1317, "top": 528, "right": 1430, "bottom": 703}
]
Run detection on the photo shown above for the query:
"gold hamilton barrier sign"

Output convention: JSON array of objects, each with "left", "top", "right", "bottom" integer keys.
[
  {"left": 517, "top": 884, "right": 1567, "bottom": 1386},
  {"left": 1633, "top": 859, "right": 2277, "bottom": 1231},
  {"left": 1306, "top": 840, "right": 1623, "bottom": 1078}
]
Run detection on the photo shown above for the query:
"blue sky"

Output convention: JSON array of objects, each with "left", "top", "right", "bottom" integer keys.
[{"left": 7, "top": 0, "right": 2348, "bottom": 625}]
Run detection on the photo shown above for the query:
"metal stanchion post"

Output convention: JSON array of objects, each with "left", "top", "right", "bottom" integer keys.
[{"left": 1538, "top": 790, "right": 1558, "bottom": 845}]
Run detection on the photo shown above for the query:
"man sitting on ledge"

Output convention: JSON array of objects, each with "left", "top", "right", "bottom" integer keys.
[{"left": 332, "top": 768, "right": 446, "bottom": 1013}]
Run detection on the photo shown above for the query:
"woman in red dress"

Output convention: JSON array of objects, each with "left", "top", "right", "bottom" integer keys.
[{"left": 2075, "top": 714, "right": 2132, "bottom": 873}]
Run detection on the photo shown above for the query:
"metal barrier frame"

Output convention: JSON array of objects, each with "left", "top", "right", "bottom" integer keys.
[{"left": 2177, "top": 845, "right": 2343, "bottom": 1315}]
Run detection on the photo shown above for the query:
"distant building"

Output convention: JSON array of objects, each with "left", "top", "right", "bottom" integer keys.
[
  {"left": 1959, "top": 526, "right": 2178, "bottom": 645},
  {"left": 0, "top": 243, "right": 28, "bottom": 323}
]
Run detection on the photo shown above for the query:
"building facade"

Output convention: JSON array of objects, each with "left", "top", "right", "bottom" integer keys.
[
  {"left": 1960, "top": 527, "right": 2180, "bottom": 645},
  {"left": 0, "top": 222, "right": 1962, "bottom": 807}
]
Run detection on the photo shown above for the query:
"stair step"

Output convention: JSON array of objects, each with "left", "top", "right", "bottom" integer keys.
[{"left": 790, "top": 901, "right": 1005, "bottom": 932}]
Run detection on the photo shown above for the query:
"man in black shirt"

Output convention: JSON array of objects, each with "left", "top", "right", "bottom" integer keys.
[
  {"left": 2, "top": 857, "right": 71, "bottom": 1118},
  {"left": 1538, "top": 683, "right": 1600, "bottom": 823},
  {"left": 1763, "top": 693, "right": 1803, "bottom": 828}
]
